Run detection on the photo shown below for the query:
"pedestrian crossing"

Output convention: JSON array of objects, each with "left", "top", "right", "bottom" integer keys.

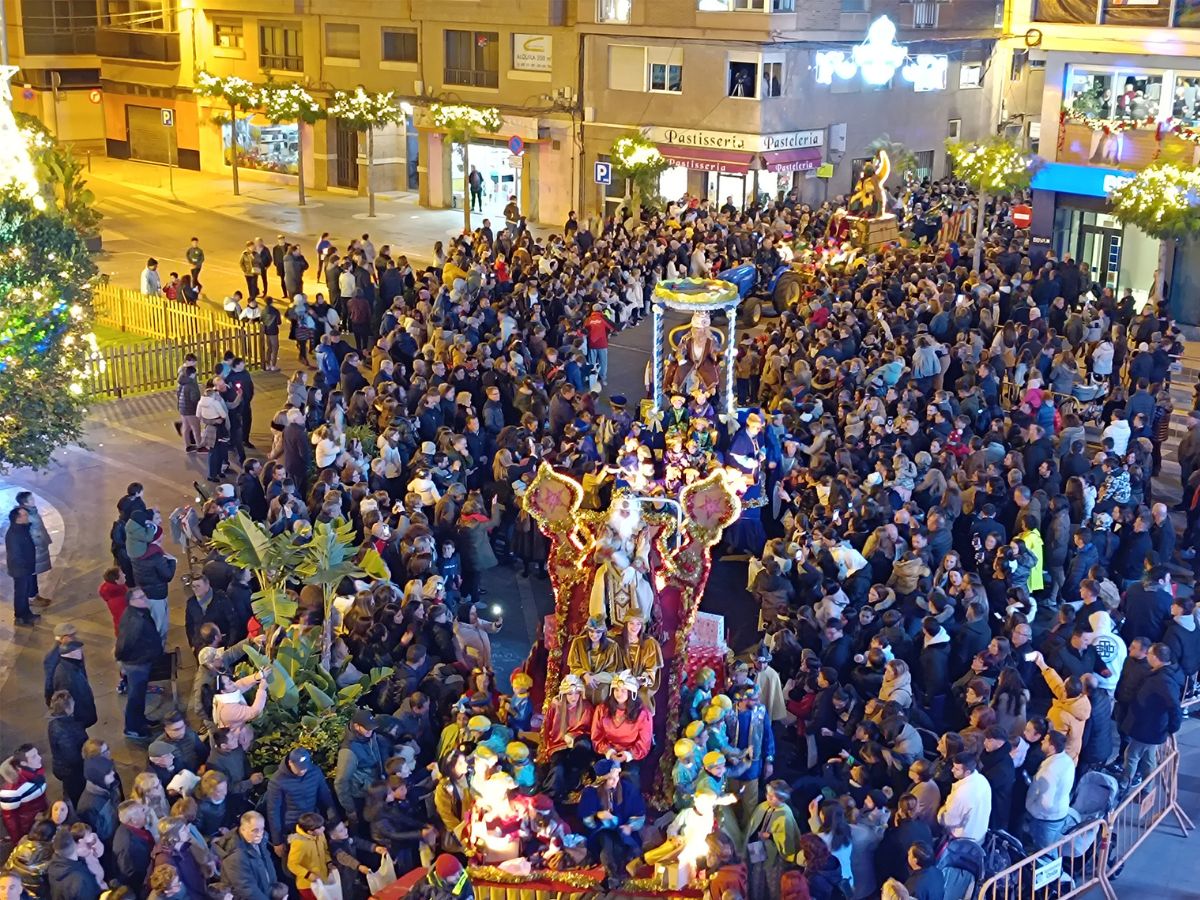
[{"left": 96, "top": 191, "right": 185, "bottom": 218}]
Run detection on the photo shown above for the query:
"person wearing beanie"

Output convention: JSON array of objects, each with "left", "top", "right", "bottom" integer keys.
[
  {"left": 77, "top": 757, "right": 118, "bottom": 845},
  {"left": 128, "top": 509, "right": 177, "bottom": 641}
]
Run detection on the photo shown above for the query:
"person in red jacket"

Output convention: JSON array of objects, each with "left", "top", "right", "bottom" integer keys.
[
  {"left": 98, "top": 567, "right": 129, "bottom": 636},
  {"left": 583, "top": 304, "right": 616, "bottom": 386},
  {"left": 0, "top": 744, "right": 49, "bottom": 842}
]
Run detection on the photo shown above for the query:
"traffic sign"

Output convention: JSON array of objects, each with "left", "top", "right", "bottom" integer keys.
[
  {"left": 161, "top": 108, "right": 175, "bottom": 127},
  {"left": 594, "top": 161, "right": 612, "bottom": 185},
  {"left": 508, "top": 135, "right": 525, "bottom": 155},
  {"left": 507, "top": 154, "right": 524, "bottom": 170},
  {"left": 1012, "top": 204, "right": 1033, "bottom": 229},
  {"left": 88, "top": 89, "right": 102, "bottom": 104}
]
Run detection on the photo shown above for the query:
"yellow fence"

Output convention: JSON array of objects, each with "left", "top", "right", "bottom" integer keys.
[{"left": 88, "top": 285, "right": 265, "bottom": 398}]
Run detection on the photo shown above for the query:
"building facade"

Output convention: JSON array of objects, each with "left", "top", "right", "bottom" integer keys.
[
  {"left": 579, "top": 0, "right": 1002, "bottom": 217},
  {"left": 1001, "top": 0, "right": 1200, "bottom": 320}
]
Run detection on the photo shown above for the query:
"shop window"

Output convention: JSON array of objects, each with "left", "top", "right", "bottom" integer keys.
[
  {"left": 1067, "top": 68, "right": 1167, "bottom": 121},
  {"left": 1172, "top": 75, "right": 1200, "bottom": 125},
  {"left": 1177, "top": 0, "right": 1200, "bottom": 26},
  {"left": 381, "top": 27, "right": 418, "bottom": 64},
  {"left": 259, "top": 22, "right": 302, "bottom": 71},
  {"left": 212, "top": 18, "right": 243, "bottom": 50},
  {"left": 959, "top": 62, "right": 983, "bottom": 89},
  {"left": 324, "top": 23, "right": 359, "bottom": 61},
  {"left": 1115, "top": 73, "right": 1163, "bottom": 119},
  {"left": 762, "top": 60, "right": 783, "bottom": 97},
  {"left": 649, "top": 62, "right": 682, "bottom": 93},
  {"left": 222, "top": 115, "right": 298, "bottom": 175},
  {"left": 1067, "top": 70, "right": 1114, "bottom": 117},
  {"left": 728, "top": 61, "right": 758, "bottom": 98},
  {"left": 597, "top": 0, "right": 631, "bottom": 23},
  {"left": 444, "top": 29, "right": 500, "bottom": 88}
]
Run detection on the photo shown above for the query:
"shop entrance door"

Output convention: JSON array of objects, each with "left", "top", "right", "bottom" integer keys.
[
  {"left": 334, "top": 121, "right": 359, "bottom": 189},
  {"left": 1078, "top": 224, "right": 1122, "bottom": 292}
]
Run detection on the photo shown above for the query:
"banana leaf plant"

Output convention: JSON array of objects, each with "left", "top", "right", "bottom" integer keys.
[
  {"left": 295, "top": 519, "right": 391, "bottom": 668},
  {"left": 210, "top": 511, "right": 304, "bottom": 658}
]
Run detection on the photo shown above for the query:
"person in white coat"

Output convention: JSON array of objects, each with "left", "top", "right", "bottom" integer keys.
[
  {"left": 1024, "top": 729, "right": 1076, "bottom": 855},
  {"left": 937, "top": 752, "right": 992, "bottom": 842}
]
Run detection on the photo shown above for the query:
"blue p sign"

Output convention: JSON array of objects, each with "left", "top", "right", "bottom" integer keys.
[{"left": 594, "top": 161, "right": 612, "bottom": 185}]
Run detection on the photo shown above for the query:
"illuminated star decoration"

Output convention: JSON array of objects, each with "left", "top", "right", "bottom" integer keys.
[{"left": 813, "top": 16, "right": 948, "bottom": 92}]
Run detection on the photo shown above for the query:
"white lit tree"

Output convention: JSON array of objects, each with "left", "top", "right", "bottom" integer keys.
[
  {"left": 1107, "top": 163, "right": 1200, "bottom": 306},
  {"left": 194, "top": 71, "right": 260, "bottom": 197},
  {"left": 431, "top": 103, "right": 503, "bottom": 234},
  {"left": 328, "top": 87, "right": 404, "bottom": 218},
  {"left": 946, "top": 137, "right": 1039, "bottom": 272},
  {"left": 258, "top": 82, "right": 325, "bottom": 207},
  {"left": 0, "top": 66, "right": 99, "bottom": 470},
  {"left": 610, "top": 133, "right": 668, "bottom": 221}
]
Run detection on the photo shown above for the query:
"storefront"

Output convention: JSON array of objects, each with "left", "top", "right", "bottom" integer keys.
[
  {"left": 1031, "top": 162, "right": 1161, "bottom": 308},
  {"left": 450, "top": 139, "right": 520, "bottom": 215}
]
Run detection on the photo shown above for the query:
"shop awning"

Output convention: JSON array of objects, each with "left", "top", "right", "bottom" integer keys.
[
  {"left": 761, "top": 147, "right": 823, "bottom": 174},
  {"left": 656, "top": 144, "right": 753, "bottom": 174}
]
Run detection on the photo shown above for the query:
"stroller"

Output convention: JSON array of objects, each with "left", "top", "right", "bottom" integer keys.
[
  {"left": 1063, "top": 770, "right": 1120, "bottom": 873},
  {"left": 938, "top": 837, "right": 986, "bottom": 900}
]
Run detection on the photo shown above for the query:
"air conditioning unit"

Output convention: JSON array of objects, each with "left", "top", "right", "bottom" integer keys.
[
  {"left": 584, "top": 106, "right": 595, "bottom": 122},
  {"left": 414, "top": 80, "right": 424, "bottom": 95}
]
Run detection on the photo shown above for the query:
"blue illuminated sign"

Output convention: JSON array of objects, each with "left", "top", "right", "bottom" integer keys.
[{"left": 1031, "top": 162, "right": 1137, "bottom": 199}]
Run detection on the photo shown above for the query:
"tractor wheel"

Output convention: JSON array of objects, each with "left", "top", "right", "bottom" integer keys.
[
  {"left": 772, "top": 271, "right": 804, "bottom": 312},
  {"left": 739, "top": 297, "right": 763, "bottom": 327}
]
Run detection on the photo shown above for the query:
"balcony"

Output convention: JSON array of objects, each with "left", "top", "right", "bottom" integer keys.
[
  {"left": 96, "top": 28, "right": 180, "bottom": 63},
  {"left": 1057, "top": 114, "right": 1200, "bottom": 170}
]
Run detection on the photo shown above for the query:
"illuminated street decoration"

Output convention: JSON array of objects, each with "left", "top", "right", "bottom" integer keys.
[
  {"left": 0, "top": 66, "right": 45, "bottom": 207},
  {"left": 814, "top": 16, "right": 948, "bottom": 92}
]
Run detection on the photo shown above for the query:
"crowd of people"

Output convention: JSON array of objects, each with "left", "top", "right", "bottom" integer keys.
[{"left": 4, "top": 177, "right": 1199, "bottom": 900}]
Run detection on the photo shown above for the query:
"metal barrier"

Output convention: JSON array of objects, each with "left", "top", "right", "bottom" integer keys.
[
  {"left": 975, "top": 818, "right": 1112, "bottom": 900},
  {"left": 1100, "top": 738, "right": 1193, "bottom": 894}
]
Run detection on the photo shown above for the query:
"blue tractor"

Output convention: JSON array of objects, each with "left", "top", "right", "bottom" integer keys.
[{"left": 717, "top": 262, "right": 807, "bottom": 326}]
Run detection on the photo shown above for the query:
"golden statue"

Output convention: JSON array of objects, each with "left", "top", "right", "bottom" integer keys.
[{"left": 848, "top": 148, "right": 891, "bottom": 219}]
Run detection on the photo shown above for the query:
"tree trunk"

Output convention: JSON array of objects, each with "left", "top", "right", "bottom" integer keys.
[
  {"left": 462, "top": 137, "right": 472, "bottom": 235},
  {"left": 972, "top": 189, "right": 987, "bottom": 272},
  {"left": 367, "top": 125, "right": 376, "bottom": 218},
  {"left": 230, "top": 104, "right": 240, "bottom": 197},
  {"left": 321, "top": 594, "right": 333, "bottom": 671},
  {"left": 296, "top": 121, "right": 306, "bottom": 207},
  {"left": 1154, "top": 237, "right": 1171, "bottom": 310}
]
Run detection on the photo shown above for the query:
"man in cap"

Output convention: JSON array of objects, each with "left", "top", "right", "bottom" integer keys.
[
  {"left": 334, "top": 709, "right": 387, "bottom": 825},
  {"left": 49, "top": 638, "right": 97, "bottom": 730},
  {"left": 265, "top": 747, "right": 337, "bottom": 858},
  {"left": 578, "top": 758, "right": 646, "bottom": 885},
  {"left": 43, "top": 622, "right": 78, "bottom": 704},
  {"left": 408, "top": 853, "right": 473, "bottom": 900}
]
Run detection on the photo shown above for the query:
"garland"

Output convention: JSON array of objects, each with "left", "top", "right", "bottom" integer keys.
[
  {"left": 467, "top": 865, "right": 603, "bottom": 889},
  {"left": 1061, "top": 108, "right": 1149, "bottom": 135}
]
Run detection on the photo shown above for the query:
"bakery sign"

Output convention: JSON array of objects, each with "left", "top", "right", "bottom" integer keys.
[
  {"left": 513, "top": 33, "right": 552, "bottom": 72},
  {"left": 642, "top": 126, "right": 823, "bottom": 152}
]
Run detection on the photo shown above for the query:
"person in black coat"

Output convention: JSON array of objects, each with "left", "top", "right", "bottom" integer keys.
[
  {"left": 981, "top": 726, "right": 1016, "bottom": 832},
  {"left": 1114, "top": 639, "right": 1152, "bottom": 737},
  {"left": 821, "top": 620, "right": 854, "bottom": 680},
  {"left": 950, "top": 601, "right": 992, "bottom": 679},
  {"left": 1080, "top": 674, "right": 1117, "bottom": 769},
  {"left": 184, "top": 574, "right": 238, "bottom": 652},
  {"left": 6, "top": 506, "right": 39, "bottom": 625},
  {"left": 1163, "top": 598, "right": 1200, "bottom": 682},
  {"left": 112, "top": 800, "right": 155, "bottom": 889},
  {"left": 1121, "top": 645, "right": 1184, "bottom": 787},
  {"left": 115, "top": 589, "right": 165, "bottom": 740},
  {"left": 238, "top": 460, "right": 269, "bottom": 521},
  {"left": 1122, "top": 567, "right": 1175, "bottom": 644},
  {"left": 76, "top": 758, "right": 118, "bottom": 846},
  {"left": 919, "top": 618, "right": 952, "bottom": 700},
  {"left": 49, "top": 642, "right": 97, "bottom": 730},
  {"left": 46, "top": 691, "right": 89, "bottom": 806},
  {"left": 875, "top": 794, "right": 934, "bottom": 884},
  {"left": 905, "top": 842, "right": 946, "bottom": 900},
  {"left": 46, "top": 830, "right": 101, "bottom": 900}
]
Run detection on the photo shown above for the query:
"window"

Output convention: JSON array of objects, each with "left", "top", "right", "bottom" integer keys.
[
  {"left": 947, "top": 118, "right": 961, "bottom": 140},
  {"left": 259, "top": 22, "right": 302, "bottom": 71},
  {"left": 699, "top": 0, "right": 795, "bottom": 9},
  {"left": 212, "top": 18, "right": 243, "bottom": 49},
  {"left": 649, "top": 46, "right": 684, "bottom": 93},
  {"left": 841, "top": 0, "right": 868, "bottom": 11},
  {"left": 912, "top": 0, "right": 939, "bottom": 27},
  {"left": 444, "top": 29, "right": 499, "bottom": 88},
  {"left": 381, "top": 27, "right": 418, "bottom": 63},
  {"left": 913, "top": 149, "right": 935, "bottom": 182},
  {"left": 1066, "top": 67, "right": 1166, "bottom": 121},
  {"left": 728, "top": 60, "right": 757, "bottom": 98},
  {"left": 650, "top": 62, "right": 682, "bottom": 92},
  {"left": 959, "top": 62, "right": 983, "bottom": 89},
  {"left": 102, "top": 0, "right": 167, "bottom": 30},
  {"left": 608, "top": 45, "right": 646, "bottom": 91},
  {"left": 21, "top": 0, "right": 98, "bottom": 54},
  {"left": 597, "top": 0, "right": 631, "bottom": 23},
  {"left": 324, "top": 23, "right": 359, "bottom": 60},
  {"left": 1173, "top": 74, "right": 1200, "bottom": 125},
  {"left": 762, "top": 60, "right": 783, "bottom": 97}
]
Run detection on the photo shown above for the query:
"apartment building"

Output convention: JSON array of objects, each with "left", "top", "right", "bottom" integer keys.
[
  {"left": 1000, "top": 0, "right": 1200, "bottom": 321},
  {"left": 579, "top": 0, "right": 1002, "bottom": 217},
  {"left": 4, "top": 0, "right": 580, "bottom": 224}
]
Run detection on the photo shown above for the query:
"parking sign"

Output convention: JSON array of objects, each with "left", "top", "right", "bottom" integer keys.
[
  {"left": 161, "top": 108, "right": 174, "bottom": 127},
  {"left": 594, "top": 161, "right": 612, "bottom": 185}
]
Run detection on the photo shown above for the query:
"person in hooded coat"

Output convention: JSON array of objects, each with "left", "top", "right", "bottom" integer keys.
[{"left": 1163, "top": 597, "right": 1200, "bottom": 683}]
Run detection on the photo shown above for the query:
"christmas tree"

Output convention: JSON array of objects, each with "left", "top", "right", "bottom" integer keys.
[{"left": 0, "top": 65, "right": 97, "bottom": 471}]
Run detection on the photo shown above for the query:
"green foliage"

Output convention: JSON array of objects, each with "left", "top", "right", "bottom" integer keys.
[
  {"left": 211, "top": 512, "right": 303, "bottom": 632},
  {"left": 345, "top": 424, "right": 380, "bottom": 460},
  {"left": 0, "top": 190, "right": 97, "bottom": 470},
  {"left": 1106, "top": 163, "right": 1200, "bottom": 241},
  {"left": 945, "top": 137, "right": 1038, "bottom": 195},
  {"left": 41, "top": 147, "right": 102, "bottom": 236},
  {"left": 609, "top": 134, "right": 668, "bottom": 218},
  {"left": 867, "top": 134, "right": 918, "bottom": 179}
]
